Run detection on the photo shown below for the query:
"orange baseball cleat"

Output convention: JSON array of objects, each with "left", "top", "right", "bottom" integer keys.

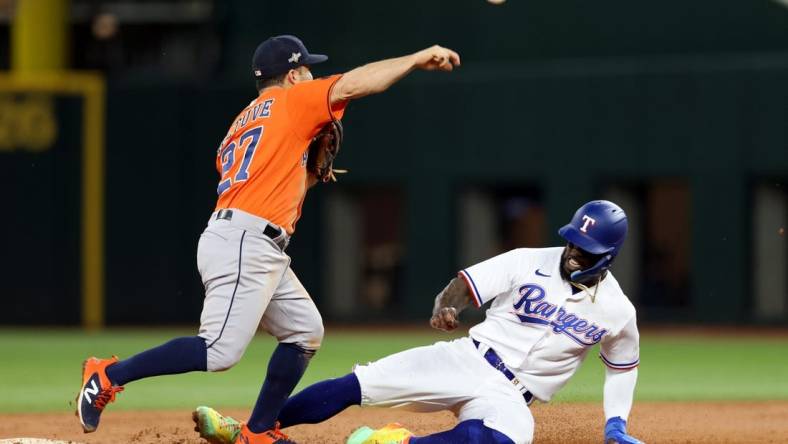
[
  {"left": 75, "top": 356, "right": 124, "bottom": 433},
  {"left": 234, "top": 423, "right": 297, "bottom": 444}
]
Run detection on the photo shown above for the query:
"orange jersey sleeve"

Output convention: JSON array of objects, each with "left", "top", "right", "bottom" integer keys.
[
  {"left": 213, "top": 76, "right": 349, "bottom": 235},
  {"left": 286, "top": 74, "right": 347, "bottom": 140}
]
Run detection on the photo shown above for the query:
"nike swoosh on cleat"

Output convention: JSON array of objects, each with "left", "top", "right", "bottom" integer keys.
[{"left": 535, "top": 269, "right": 551, "bottom": 277}]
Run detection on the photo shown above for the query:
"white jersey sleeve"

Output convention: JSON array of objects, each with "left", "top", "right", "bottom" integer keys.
[
  {"left": 458, "top": 249, "right": 531, "bottom": 307},
  {"left": 603, "top": 366, "right": 638, "bottom": 420},
  {"left": 599, "top": 314, "right": 640, "bottom": 370}
]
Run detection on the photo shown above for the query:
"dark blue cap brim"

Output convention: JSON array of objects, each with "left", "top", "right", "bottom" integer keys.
[
  {"left": 557, "top": 225, "right": 612, "bottom": 255},
  {"left": 303, "top": 54, "right": 328, "bottom": 65}
]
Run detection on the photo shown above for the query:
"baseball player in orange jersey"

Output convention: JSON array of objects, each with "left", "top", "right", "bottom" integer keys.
[{"left": 75, "top": 35, "right": 460, "bottom": 444}]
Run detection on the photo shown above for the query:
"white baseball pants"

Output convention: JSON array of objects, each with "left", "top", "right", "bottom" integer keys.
[{"left": 353, "top": 337, "right": 534, "bottom": 444}]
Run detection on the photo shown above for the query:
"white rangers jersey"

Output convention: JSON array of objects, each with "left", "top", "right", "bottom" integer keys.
[{"left": 461, "top": 247, "right": 640, "bottom": 402}]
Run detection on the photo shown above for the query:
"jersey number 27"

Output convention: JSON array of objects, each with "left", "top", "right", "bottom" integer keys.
[{"left": 216, "top": 126, "right": 263, "bottom": 195}]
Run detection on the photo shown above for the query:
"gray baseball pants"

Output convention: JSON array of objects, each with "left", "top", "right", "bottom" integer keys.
[{"left": 196, "top": 209, "right": 323, "bottom": 371}]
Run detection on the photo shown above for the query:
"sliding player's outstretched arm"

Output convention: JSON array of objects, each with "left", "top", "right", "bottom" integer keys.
[{"left": 601, "top": 317, "right": 643, "bottom": 444}]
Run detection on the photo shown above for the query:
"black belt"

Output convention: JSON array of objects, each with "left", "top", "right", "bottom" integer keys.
[
  {"left": 473, "top": 339, "right": 534, "bottom": 405},
  {"left": 216, "top": 209, "right": 284, "bottom": 248}
]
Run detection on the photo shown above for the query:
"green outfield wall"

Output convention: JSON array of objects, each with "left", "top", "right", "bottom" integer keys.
[{"left": 2, "top": 0, "right": 787, "bottom": 325}]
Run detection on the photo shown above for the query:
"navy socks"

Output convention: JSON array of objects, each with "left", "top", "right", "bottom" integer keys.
[
  {"left": 277, "top": 373, "right": 362, "bottom": 428},
  {"left": 247, "top": 343, "right": 316, "bottom": 433},
  {"left": 410, "top": 419, "right": 514, "bottom": 444},
  {"left": 105, "top": 336, "right": 207, "bottom": 386}
]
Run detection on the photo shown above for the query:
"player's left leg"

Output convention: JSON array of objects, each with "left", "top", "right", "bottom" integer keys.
[
  {"left": 78, "top": 222, "right": 288, "bottom": 433},
  {"left": 408, "top": 420, "right": 514, "bottom": 444},
  {"left": 378, "top": 396, "right": 526, "bottom": 444},
  {"left": 347, "top": 341, "right": 528, "bottom": 443},
  {"left": 449, "top": 382, "right": 534, "bottom": 444},
  {"left": 348, "top": 419, "right": 514, "bottom": 444},
  {"left": 243, "top": 267, "right": 325, "bottom": 435}
]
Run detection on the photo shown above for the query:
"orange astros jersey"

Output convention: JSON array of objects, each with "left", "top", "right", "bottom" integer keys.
[{"left": 214, "top": 75, "right": 347, "bottom": 234}]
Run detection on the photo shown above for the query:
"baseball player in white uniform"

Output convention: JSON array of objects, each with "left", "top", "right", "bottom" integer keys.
[{"left": 193, "top": 200, "right": 643, "bottom": 444}]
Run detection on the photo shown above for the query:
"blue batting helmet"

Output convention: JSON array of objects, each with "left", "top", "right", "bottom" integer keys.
[
  {"left": 558, "top": 200, "right": 628, "bottom": 256},
  {"left": 558, "top": 200, "right": 628, "bottom": 285}
]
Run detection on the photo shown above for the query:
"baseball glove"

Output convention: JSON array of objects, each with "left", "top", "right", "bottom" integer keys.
[{"left": 307, "top": 120, "right": 345, "bottom": 183}]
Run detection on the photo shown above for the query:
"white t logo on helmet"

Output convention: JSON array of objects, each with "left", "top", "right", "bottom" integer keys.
[
  {"left": 289, "top": 52, "right": 302, "bottom": 63},
  {"left": 580, "top": 215, "right": 596, "bottom": 233}
]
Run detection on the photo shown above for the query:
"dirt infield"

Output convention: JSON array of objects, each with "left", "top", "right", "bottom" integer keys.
[{"left": 1, "top": 401, "right": 787, "bottom": 443}]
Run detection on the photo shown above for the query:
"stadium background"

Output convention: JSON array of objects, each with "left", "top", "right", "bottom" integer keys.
[{"left": 0, "top": 1, "right": 787, "bottom": 443}]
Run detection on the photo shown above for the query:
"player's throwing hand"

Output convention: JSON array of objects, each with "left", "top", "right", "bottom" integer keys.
[{"left": 413, "top": 45, "right": 461, "bottom": 71}]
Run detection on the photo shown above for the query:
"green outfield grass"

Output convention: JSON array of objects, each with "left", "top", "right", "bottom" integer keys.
[{"left": 0, "top": 328, "right": 786, "bottom": 413}]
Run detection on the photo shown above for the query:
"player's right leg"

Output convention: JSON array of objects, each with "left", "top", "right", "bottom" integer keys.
[
  {"left": 196, "top": 338, "right": 507, "bottom": 443},
  {"left": 76, "top": 334, "right": 210, "bottom": 432},
  {"left": 353, "top": 337, "right": 483, "bottom": 412},
  {"left": 275, "top": 338, "right": 474, "bottom": 427},
  {"left": 76, "top": 214, "right": 289, "bottom": 433}
]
